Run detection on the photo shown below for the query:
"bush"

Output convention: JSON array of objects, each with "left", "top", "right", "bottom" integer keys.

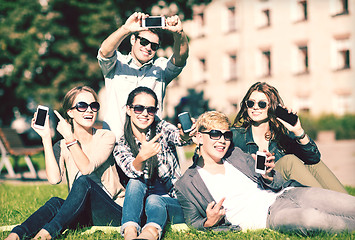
[{"left": 300, "top": 114, "right": 355, "bottom": 140}]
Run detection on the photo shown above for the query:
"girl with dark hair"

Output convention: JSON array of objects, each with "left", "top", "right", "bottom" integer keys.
[
  {"left": 114, "top": 86, "right": 193, "bottom": 240},
  {"left": 232, "top": 82, "right": 347, "bottom": 193},
  {"left": 6, "top": 86, "right": 124, "bottom": 240}
]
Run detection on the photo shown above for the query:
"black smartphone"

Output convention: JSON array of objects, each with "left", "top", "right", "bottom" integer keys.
[
  {"left": 275, "top": 105, "right": 298, "bottom": 126},
  {"left": 178, "top": 112, "right": 193, "bottom": 133},
  {"left": 34, "top": 105, "right": 49, "bottom": 129},
  {"left": 255, "top": 151, "right": 266, "bottom": 174},
  {"left": 142, "top": 16, "right": 166, "bottom": 28}
]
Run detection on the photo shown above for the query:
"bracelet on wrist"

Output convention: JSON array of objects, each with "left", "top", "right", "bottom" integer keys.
[
  {"left": 66, "top": 139, "right": 78, "bottom": 148},
  {"left": 295, "top": 131, "right": 306, "bottom": 143}
]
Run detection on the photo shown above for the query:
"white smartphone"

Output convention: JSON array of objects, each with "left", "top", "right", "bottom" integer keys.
[
  {"left": 178, "top": 112, "right": 193, "bottom": 133},
  {"left": 255, "top": 151, "right": 266, "bottom": 174},
  {"left": 142, "top": 16, "right": 166, "bottom": 28},
  {"left": 34, "top": 105, "right": 49, "bottom": 129}
]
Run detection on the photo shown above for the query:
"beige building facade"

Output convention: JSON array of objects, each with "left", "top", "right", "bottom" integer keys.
[{"left": 164, "top": 0, "right": 355, "bottom": 119}]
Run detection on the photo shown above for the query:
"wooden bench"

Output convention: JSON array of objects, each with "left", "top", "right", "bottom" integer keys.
[{"left": 0, "top": 127, "right": 43, "bottom": 178}]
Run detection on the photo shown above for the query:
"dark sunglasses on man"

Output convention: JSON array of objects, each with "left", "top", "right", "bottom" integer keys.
[
  {"left": 200, "top": 130, "right": 233, "bottom": 141},
  {"left": 245, "top": 100, "right": 268, "bottom": 109},
  {"left": 136, "top": 36, "right": 160, "bottom": 51},
  {"left": 71, "top": 102, "right": 100, "bottom": 112},
  {"left": 130, "top": 104, "right": 158, "bottom": 116}
]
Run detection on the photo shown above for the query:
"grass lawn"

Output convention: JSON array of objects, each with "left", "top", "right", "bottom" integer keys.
[{"left": 0, "top": 183, "right": 354, "bottom": 240}]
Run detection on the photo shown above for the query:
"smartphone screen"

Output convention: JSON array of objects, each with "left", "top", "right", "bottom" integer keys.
[
  {"left": 143, "top": 17, "right": 165, "bottom": 28},
  {"left": 275, "top": 106, "right": 298, "bottom": 126},
  {"left": 178, "top": 112, "right": 193, "bottom": 133},
  {"left": 256, "top": 154, "right": 266, "bottom": 170},
  {"left": 255, "top": 151, "right": 266, "bottom": 174},
  {"left": 34, "top": 108, "right": 48, "bottom": 128}
]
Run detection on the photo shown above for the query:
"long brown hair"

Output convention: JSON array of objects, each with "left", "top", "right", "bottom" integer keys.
[
  {"left": 62, "top": 86, "right": 98, "bottom": 127},
  {"left": 233, "top": 82, "right": 287, "bottom": 144},
  {"left": 124, "top": 86, "right": 159, "bottom": 185}
]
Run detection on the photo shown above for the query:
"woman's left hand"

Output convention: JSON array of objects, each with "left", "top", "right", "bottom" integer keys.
[{"left": 276, "top": 106, "right": 304, "bottom": 137}]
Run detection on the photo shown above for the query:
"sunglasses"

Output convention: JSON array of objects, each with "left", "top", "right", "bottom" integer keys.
[
  {"left": 71, "top": 101, "right": 100, "bottom": 112},
  {"left": 200, "top": 130, "right": 233, "bottom": 141},
  {"left": 245, "top": 100, "right": 268, "bottom": 109},
  {"left": 136, "top": 36, "right": 159, "bottom": 51},
  {"left": 130, "top": 104, "right": 158, "bottom": 116}
]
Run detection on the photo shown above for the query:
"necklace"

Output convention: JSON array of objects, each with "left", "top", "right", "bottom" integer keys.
[{"left": 265, "top": 131, "right": 271, "bottom": 141}]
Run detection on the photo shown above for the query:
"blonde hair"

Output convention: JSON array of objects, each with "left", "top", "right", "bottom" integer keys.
[{"left": 196, "top": 111, "right": 231, "bottom": 132}]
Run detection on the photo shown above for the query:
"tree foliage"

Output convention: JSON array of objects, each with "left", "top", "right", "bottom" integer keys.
[{"left": 0, "top": 0, "right": 211, "bottom": 125}]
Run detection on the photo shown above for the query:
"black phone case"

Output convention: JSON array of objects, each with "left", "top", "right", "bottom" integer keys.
[{"left": 275, "top": 106, "right": 298, "bottom": 126}]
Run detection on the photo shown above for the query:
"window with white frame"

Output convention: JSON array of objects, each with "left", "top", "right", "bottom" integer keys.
[
  {"left": 256, "top": 49, "right": 272, "bottom": 77},
  {"left": 223, "top": 53, "right": 238, "bottom": 81},
  {"left": 256, "top": 1, "right": 271, "bottom": 28},
  {"left": 194, "top": 12, "right": 205, "bottom": 38},
  {"left": 333, "top": 93, "right": 352, "bottom": 115},
  {"left": 227, "top": 6, "right": 237, "bottom": 32},
  {"left": 330, "top": 0, "right": 349, "bottom": 16},
  {"left": 292, "top": 44, "right": 309, "bottom": 74},
  {"left": 331, "top": 37, "right": 351, "bottom": 70},
  {"left": 291, "top": 0, "right": 308, "bottom": 22},
  {"left": 295, "top": 96, "right": 311, "bottom": 113},
  {"left": 193, "top": 57, "right": 208, "bottom": 83}
]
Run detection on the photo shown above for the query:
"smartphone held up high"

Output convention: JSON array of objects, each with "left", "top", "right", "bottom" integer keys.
[
  {"left": 34, "top": 105, "right": 49, "bottom": 129},
  {"left": 178, "top": 112, "right": 193, "bottom": 133},
  {"left": 142, "top": 16, "right": 166, "bottom": 28},
  {"left": 255, "top": 151, "right": 266, "bottom": 175},
  {"left": 275, "top": 105, "right": 298, "bottom": 126}
]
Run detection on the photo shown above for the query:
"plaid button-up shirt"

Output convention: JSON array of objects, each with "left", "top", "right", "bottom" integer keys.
[{"left": 114, "top": 119, "right": 188, "bottom": 198}]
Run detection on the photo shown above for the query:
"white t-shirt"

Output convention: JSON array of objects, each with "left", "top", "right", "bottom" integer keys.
[{"left": 198, "top": 161, "right": 281, "bottom": 230}]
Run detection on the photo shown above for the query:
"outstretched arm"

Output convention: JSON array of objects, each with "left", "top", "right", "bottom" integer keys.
[
  {"left": 99, "top": 12, "right": 149, "bottom": 58},
  {"left": 31, "top": 114, "right": 61, "bottom": 184},
  {"left": 164, "top": 15, "right": 189, "bottom": 67}
]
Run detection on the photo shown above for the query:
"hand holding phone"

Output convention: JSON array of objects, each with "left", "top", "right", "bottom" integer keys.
[
  {"left": 275, "top": 105, "right": 298, "bottom": 126},
  {"left": 178, "top": 112, "right": 193, "bottom": 133},
  {"left": 142, "top": 16, "right": 166, "bottom": 28},
  {"left": 255, "top": 151, "right": 266, "bottom": 174},
  {"left": 34, "top": 105, "right": 49, "bottom": 129}
]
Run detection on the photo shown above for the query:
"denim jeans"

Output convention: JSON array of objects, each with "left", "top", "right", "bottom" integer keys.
[
  {"left": 267, "top": 187, "right": 355, "bottom": 235},
  {"left": 121, "top": 178, "right": 184, "bottom": 238},
  {"left": 11, "top": 175, "right": 122, "bottom": 239}
]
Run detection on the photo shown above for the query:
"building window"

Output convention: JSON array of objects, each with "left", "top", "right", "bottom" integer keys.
[
  {"left": 330, "top": 0, "right": 349, "bottom": 16},
  {"left": 224, "top": 54, "right": 238, "bottom": 81},
  {"left": 291, "top": 0, "right": 308, "bottom": 22},
  {"left": 256, "top": 1, "right": 271, "bottom": 28},
  {"left": 333, "top": 93, "right": 352, "bottom": 115},
  {"left": 295, "top": 96, "right": 311, "bottom": 113},
  {"left": 331, "top": 37, "right": 351, "bottom": 70},
  {"left": 193, "top": 58, "right": 208, "bottom": 83},
  {"left": 227, "top": 6, "right": 237, "bottom": 32},
  {"left": 292, "top": 44, "right": 309, "bottom": 74},
  {"left": 256, "top": 49, "right": 272, "bottom": 77},
  {"left": 194, "top": 12, "right": 205, "bottom": 37}
]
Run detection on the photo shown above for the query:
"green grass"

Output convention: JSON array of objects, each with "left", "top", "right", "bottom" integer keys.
[{"left": 0, "top": 184, "right": 354, "bottom": 239}]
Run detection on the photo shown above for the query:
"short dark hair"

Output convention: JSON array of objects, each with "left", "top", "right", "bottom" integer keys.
[{"left": 133, "top": 28, "right": 162, "bottom": 42}]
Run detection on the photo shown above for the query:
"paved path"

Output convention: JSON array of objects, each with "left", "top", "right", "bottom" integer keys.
[{"left": 316, "top": 139, "right": 355, "bottom": 187}]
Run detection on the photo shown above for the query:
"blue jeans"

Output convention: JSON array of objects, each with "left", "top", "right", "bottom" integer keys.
[
  {"left": 11, "top": 175, "right": 122, "bottom": 239},
  {"left": 121, "top": 178, "right": 184, "bottom": 238},
  {"left": 267, "top": 187, "right": 355, "bottom": 235}
]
